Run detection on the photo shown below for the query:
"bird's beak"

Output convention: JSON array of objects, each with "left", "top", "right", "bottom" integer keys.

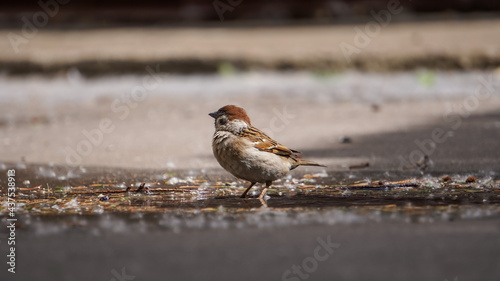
[{"left": 209, "top": 111, "right": 219, "bottom": 118}]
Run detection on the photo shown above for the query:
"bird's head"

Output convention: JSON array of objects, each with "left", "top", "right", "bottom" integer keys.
[{"left": 209, "top": 105, "right": 251, "bottom": 133}]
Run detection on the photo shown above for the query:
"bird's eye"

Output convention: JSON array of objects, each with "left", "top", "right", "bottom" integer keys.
[{"left": 218, "top": 118, "right": 227, "bottom": 125}]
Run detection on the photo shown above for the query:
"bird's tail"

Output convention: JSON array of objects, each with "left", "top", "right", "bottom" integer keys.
[
  {"left": 291, "top": 159, "right": 326, "bottom": 170},
  {"left": 291, "top": 150, "right": 326, "bottom": 169},
  {"left": 298, "top": 159, "right": 326, "bottom": 167}
]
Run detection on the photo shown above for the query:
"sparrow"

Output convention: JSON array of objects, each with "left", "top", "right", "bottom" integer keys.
[{"left": 209, "top": 105, "right": 325, "bottom": 199}]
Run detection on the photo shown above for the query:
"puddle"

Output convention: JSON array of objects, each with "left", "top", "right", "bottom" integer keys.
[{"left": 1, "top": 164, "right": 499, "bottom": 235}]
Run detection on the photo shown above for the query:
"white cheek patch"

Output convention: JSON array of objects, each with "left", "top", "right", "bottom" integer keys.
[{"left": 227, "top": 120, "right": 249, "bottom": 133}]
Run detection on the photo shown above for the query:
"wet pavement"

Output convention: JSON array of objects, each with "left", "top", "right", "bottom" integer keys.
[{"left": 1, "top": 164, "right": 500, "bottom": 280}]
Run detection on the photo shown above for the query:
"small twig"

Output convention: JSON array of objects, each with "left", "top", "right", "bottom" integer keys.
[
  {"left": 19, "top": 185, "right": 42, "bottom": 191},
  {"left": 67, "top": 187, "right": 179, "bottom": 195}
]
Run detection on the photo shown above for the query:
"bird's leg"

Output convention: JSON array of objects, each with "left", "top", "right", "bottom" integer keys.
[
  {"left": 258, "top": 181, "right": 271, "bottom": 201},
  {"left": 240, "top": 182, "right": 256, "bottom": 198},
  {"left": 258, "top": 181, "right": 271, "bottom": 207}
]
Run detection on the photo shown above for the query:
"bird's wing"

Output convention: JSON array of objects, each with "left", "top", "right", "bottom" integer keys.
[{"left": 241, "top": 126, "right": 299, "bottom": 158}]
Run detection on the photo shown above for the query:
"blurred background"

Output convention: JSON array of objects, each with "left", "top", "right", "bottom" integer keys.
[
  {"left": 1, "top": 0, "right": 499, "bottom": 171},
  {"left": 1, "top": 1, "right": 500, "bottom": 281},
  {"left": 2, "top": 0, "right": 500, "bottom": 25}
]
